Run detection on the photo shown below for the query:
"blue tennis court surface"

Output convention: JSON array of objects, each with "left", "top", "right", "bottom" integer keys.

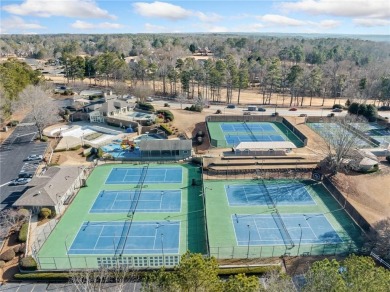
[
  {"left": 221, "top": 123, "right": 277, "bottom": 133},
  {"left": 106, "top": 167, "right": 182, "bottom": 184},
  {"left": 68, "top": 221, "right": 180, "bottom": 255},
  {"left": 226, "top": 183, "right": 315, "bottom": 206},
  {"left": 219, "top": 122, "right": 290, "bottom": 145},
  {"left": 232, "top": 214, "right": 342, "bottom": 246},
  {"left": 90, "top": 190, "right": 181, "bottom": 213},
  {"left": 225, "top": 134, "right": 286, "bottom": 144}
]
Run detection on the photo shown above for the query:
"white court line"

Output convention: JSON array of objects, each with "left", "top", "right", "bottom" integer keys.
[
  {"left": 0, "top": 182, "right": 11, "bottom": 187},
  {"left": 253, "top": 219, "right": 262, "bottom": 240},
  {"left": 93, "top": 226, "right": 105, "bottom": 250},
  {"left": 242, "top": 187, "right": 250, "bottom": 203}
]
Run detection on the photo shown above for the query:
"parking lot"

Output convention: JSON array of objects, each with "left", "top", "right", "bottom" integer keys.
[{"left": 0, "top": 123, "right": 48, "bottom": 211}]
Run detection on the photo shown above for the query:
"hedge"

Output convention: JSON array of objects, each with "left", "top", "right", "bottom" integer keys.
[
  {"left": 137, "top": 102, "right": 154, "bottom": 111},
  {"left": 14, "top": 272, "right": 70, "bottom": 281},
  {"left": 160, "top": 124, "right": 173, "bottom": 135},
  {"left": 217, "top": 265, "right": 281, "bottom": 276},
  {"left": 19, "top": 256, "right": 38, "bottom": 271},
  {"left": 18, "top": 222, "right": 29, "bottom": 242}
]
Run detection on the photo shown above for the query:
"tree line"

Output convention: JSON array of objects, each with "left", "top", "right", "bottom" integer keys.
[{"left": 1, "top": 34, "right": 390, "bottom": 107}]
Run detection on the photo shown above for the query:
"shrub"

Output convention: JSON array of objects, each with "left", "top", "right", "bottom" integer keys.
[
  {"left": 18, "top": 222, "right": 29, "bottom": 242},
  {"left": 0, "top": 249, "right": 15, "bottom": 262},
  {"left": 39, "top": 208, "right": 51, "bottom": 219},
  {"left": 160, "top": 124, "right": 173, "bottom": 135},
  {"left": 20, "top": 256, "right": 38, "bottom": 271},
  {"left": 156, "top": 109, "right": 174, "bottom": 121},
  {"left": 69, "top": 145, "right": 81, "bottom": 151},
  {"left": 50, "top": 209, "right": 57, "bottom": 219},
  {"left": 215, "top": 109, "right": 222, "bottom": 114},
  {"left": 97, "top": 147, "right": 104, "bottom": 158},
  {"left": 164, "top": 103, "right": 170, "bottom": 107},
  {"left": 0, "top": 260, "right": 5, "bottom": 268},
  {"left": 386, "top": 156, "right": 390, "bottom": 163},
  {"left": 7, "top": 120, "right": 19, "bottom": 127},
  {"left": 332, "top": 104, "right": 343, "bottom": 109},
  {"left": 345, "top": 99, "right": 351, "bottom": 107},
  {"left": 348, "top": 102, "right": 360, "bottom": 114},
  {"left": 17, "top": 208, "right": 30, "bottom": 219},
  {"left": 137, "top": 102, "right": 154, "bottom": 111},
  {"left": 40, "top": 136, "right": 48, "bottom": 142}
]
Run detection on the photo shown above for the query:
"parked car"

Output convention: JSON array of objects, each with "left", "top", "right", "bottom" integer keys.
[
  {"left": 25, "top": 154, "right": 43, "bottom": 161},
  {"left": 289, "top": 107, "right": 298, "bottom": 111},
  {"left": 243, "top": 112, "right": 251, "bottom": 115},
  {"left": 18, "top": 172, "right": 34, "bottom": 178},
  {"left": 258, "top": 107, "right": 266, "bottom": 112},
  {"left": 146, "top": 97, "right": 154, "bottom": 102},
  {"left": 332, "top": 108, "right": 343, "bottom": 112},
  {"left": 227, "top": 104, "right": 236, "bottom": 109},
  {"left": 10, "top": 178, "right": 31, "bottom": 186},
  {"left": 299, "top": 114, "right": 308, "bottom": 117}
]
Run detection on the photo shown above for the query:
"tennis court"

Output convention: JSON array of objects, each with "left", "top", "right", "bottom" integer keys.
[
  {"left": 106, "top": 167, "right": 183, "bottom": 184},
  {"left": 232, "top": 214, "right": 342, "bottom": 246},
  {"left": 226, "top": 182, "right": 315, "bottom": 206},
  {"left": 36, "top": 164, "right": 207, "bottom": 269},
  {"left": 68, "top": 221, "right": 180, "bottom": 255},
  {"left": 207, "top": 121, "right": 304, "bottom": 147},
  {"left": 308, "top": 123, "right": 374, "bottom": 148},
  {"left": 90, "top": 190, "right": 182, "bottom": 213},
  {"left": 205, "top": 179, "right": 362, "bottom": 258}
]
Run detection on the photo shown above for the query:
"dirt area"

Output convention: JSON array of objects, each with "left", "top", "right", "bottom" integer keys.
[{"left": 331, "top": 163, "right": 390, "bottom": 225}]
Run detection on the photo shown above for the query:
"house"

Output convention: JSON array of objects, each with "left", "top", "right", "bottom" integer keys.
[
  {"left": 86, "top": 99, "right": 132, "bottom": 123},
  {"left": 138, "top": 140, "right": 192, "bottom": 160},
  {"left": 13, "top": 166, "right": 86, "bottom": 215}
]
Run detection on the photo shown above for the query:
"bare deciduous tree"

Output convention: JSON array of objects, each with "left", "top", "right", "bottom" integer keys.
[
  {"left": 70, "top": 266, "right": 137, "bottom": 292},
  {"left": 131, "top": 84, "right": 152, "bottom": 103},
  {"left": 112, "top": 81, "right": 129, "bottom": 98},
  {"left": 319, "top": 115, "right": 371, "bottom": 173},
  {"left": 12, "top": 85, "right": 60, "bottom": 139}
]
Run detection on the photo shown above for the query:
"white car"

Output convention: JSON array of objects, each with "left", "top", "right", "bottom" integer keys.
[
  {"left": 146, "top": 97, "right": 154, "bottom": 102},
  {"left": 26, "top": 154, "right": 43, "bottom": 161},
  {"left": 10, "top": 178, "right": 31, "bottom": 186}
]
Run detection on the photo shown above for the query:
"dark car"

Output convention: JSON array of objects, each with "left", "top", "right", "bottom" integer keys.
[
  {"left": 227, "top": 104, "right": 236, "bottom": 109},
  {"left": 10, "top": 178, "right": 31, "bottom": 186},
  {"left": 332, "top": 108, "right": 343, "bottom": 112},
  {"left": 299, "top": 114, "right": 308, "bottom": 117},
  {"left": 258, "top": 107, "right": 266, "bottom": 112},
  {"left": 289, "top": 108, "right": 298, "bottom": 111}
]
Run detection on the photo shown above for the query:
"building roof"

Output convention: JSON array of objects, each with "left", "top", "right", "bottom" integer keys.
[
  {"left": 99, "top": 99, "right": 129, "bottom": 114},
  {"left": 13, "top": 166, "right": 83, "bottom": 207},
  {"left": 234, "top": 141, "right": 297, "bottom": 150},
  {"left": 139, "top": 139, "right": 192, "bottom": 151}
]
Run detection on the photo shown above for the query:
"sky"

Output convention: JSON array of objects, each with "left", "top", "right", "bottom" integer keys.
[{"left": 1, "top": 0, "right": 389, "bottom": 35}]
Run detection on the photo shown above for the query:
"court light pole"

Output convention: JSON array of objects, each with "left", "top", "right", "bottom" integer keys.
[
  {"left": 161, "top": 233, "right": 165, "bottom": 266},
  {"left": 65, "top": 235, "right": 72, "bottom": 269},
  {"left": 297, "top": 224, "right": 303, "bottom": 256},
  {"left": 246, "top": 225, "right": 251, "bottom": 259}
]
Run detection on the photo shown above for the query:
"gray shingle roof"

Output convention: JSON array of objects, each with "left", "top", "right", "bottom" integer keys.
[
  {"left": 13, "top": 166, "right": 82, "bottom": 207},
  {"left": 138, "top": 139, "right": 192, "bottom": 151}
]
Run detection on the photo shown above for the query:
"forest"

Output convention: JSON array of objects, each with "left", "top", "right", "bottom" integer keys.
[{"left": 1, "top": 34, "right": 390, "bottom": 108}]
